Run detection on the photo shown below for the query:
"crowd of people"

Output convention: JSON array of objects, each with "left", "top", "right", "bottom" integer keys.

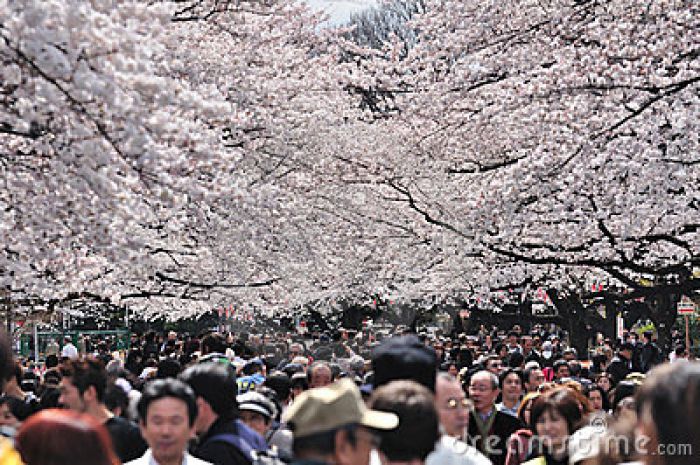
[{"left": 0, "top": 322, "right": 697, "bottom": 465}]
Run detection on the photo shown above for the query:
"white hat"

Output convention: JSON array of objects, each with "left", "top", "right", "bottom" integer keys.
[{"left": 237, "top": 392, "right": 277, "bottom": 420}]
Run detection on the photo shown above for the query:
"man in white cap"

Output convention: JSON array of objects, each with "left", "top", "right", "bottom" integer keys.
[{"left": 284, "top": 379, "right": 398, "bottom": 465}]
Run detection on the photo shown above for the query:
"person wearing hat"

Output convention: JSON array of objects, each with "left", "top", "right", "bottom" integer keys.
[
  {"left": 237, "top": 392, "right": 278, "bottom": 439},
  {"left": 371, "top": 335, "right": 490, "bottom": 465},
  {"left": 284, "top": 379, "right": 398, "bottom": 465}
]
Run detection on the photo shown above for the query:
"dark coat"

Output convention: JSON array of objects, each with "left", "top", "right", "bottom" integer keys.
[
  {"left": 194, "top": 418, "right": 255, "bottom": 465},
  {"left": 606, "top": 353, "right": 633, "bottom": 385},
  {"left": 468, "top": 410, "right": 524, "bottom": 465}
]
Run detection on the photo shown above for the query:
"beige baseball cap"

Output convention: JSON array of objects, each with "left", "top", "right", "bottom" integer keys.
[{"left": 283, "top": 378, "right": 398, "bottom": 438}]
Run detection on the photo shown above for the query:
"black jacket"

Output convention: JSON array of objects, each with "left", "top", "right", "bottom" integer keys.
[
  {"left": 606, "top": 354, "right": 632, "bottom": 385},
  {"left": 105, "top": 416, "right": 148, "bottom": 463},
  {"left": 468, "top": 409, "right": 523, "bottom": 465},
  {"left": 194, "top": 418, "right": 253, "bottom": 465}
]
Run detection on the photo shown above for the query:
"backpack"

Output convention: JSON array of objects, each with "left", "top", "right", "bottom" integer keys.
[{"left": 208, "top": 434, "right": 286, "bottom": 465}]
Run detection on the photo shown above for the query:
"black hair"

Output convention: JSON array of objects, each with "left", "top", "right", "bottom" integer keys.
[
  {"left": 0, "top": 395, "right": 35, "bottom": 421},
  {"left": 264, "top": 372, "right": 292, "bottom": 403},
  {"left": 45, "top": 354, "right": 59, "bottom": 369},
  {"left": 499, "top": 368, "right": 524, "bottom": 390},
  {"left": 507, "top": 351, "right": 525, "bottom": 368},
  {"left": 179, "top": 362, "right": 238, "bottom": 420},
  {"left": 585, "top": 384, "right": 611, "bottom": 412},
  {"left": 13, "top": 362, "right": 22, "bottom": 385},
  {"left": 104, "top": 382, "right": 129, "bottom": 416},
  {"left": 611, "top": 380, "right": 639, "bottom": 412},
  {"left": 568, "top": 360, "right": 582, "bottom": 376},
  {"left": 60, "top": 358, "right": 108, "bottom": 402},
  {"left": 137, "top": 378, "right": 197, "bottom": 426},
  {"left": 156, "top": 358, "right": 182, "bottom": 379},
  {"left": 200, "top": 333, "right": 228, "bottom": 355},
  {"left": 523, "top": 366, "right": 540, "bottom": 384},
  {"left": 369, "top": 381, "right": 438, "bottom": 461},
  {"left": 552, "top": 359, "right": 569, "bottom": 375}
]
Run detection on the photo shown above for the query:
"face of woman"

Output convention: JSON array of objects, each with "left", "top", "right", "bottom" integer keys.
[
  {"left": 588, "top": 390, "right": 604, "bottom": 411},
  {"left": 448, "top": 364, "right": 459, "bottom": 377},
  {"left": 597, "top": 376, "right": 611, "bottom": 392},
  {"left": 0, "top": 403, "right": 19, "bottom": 428},
  {"left": 535, "top": 409, "right": 569, "bottom": 452}
]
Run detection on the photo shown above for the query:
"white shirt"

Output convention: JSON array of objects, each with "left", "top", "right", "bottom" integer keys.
[
  {"left": 425, "top": 435, "right": 492, "bottom": 465},
  {"left": 496, "top": 401, "right": 521, "bottom": 417},
  {"left": 125, "top": 449, "right": 212, "bottom": 465},
  {"left": 61, "top": 342, "right": 78, "bottom": 359}
]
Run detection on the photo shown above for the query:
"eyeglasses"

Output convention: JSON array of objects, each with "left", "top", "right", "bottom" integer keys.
[{"left": 443, "top": 397, "right": 472, "bottom": 410}]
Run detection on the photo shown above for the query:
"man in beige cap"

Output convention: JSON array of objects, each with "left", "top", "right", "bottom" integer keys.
[{"left": 284, "top": 378, "right": 398, "bottom": 465}]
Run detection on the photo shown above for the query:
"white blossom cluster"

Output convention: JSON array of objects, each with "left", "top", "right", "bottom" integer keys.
[{"left": 0, "top": 0, "right": 697, "bottom": 320}]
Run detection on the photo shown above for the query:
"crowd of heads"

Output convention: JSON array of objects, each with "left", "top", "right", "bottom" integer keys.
[{"left": 0, "top": 322, "right": 697, "bottom": 465}]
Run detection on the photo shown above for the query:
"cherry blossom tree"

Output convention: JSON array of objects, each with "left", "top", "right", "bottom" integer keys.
[
  {"left": 322, "top": 0, "right": 699, "bottom": 340},
  {"left": 1, "top": 0, "right": 698, "bottom": 333}
]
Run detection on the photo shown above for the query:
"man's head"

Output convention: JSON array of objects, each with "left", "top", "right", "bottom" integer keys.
[
  {"left": 137, "top": 378, "right": 197, "bottom": 465},
  {"left": 308, "top": 361, "right": 333, "bottom": 389},
  {"left": 292, "top": 356, "right": 310, "bottom": 372},
  {"left": 468, "top": 370, "right": 500, "bottom": 415},
  {"left": 58, "top": 358, "right": 107, "bottom": 412},
  {"left": 507, "top": 332, "right": 519, "bottom": 347},
  {"left": 237, "top": 391, "right": 277, "bottom": 437},
  {"left": 499, "top": 368, "right": 524, "bottom": 403},
  {"left": 200, "top": 332, "right": 227, "bottom": 356},
  {"left": 264, "top": 372, "right": 292, "bottom": 404},
  {"left": 435, "top": 373, "right": 471, "bottom": 439},
  {"left": 485, "top": 355, "right": 504, "bottom": 375},
  {"left": 369, "top": 380, "right": 439, "bottom": 464},
  {"left": 552, "top": 360, "right": 570, "bottom": 380},
  {"left": 523, "top": 366, "right": 545, "bottom": 393},
  {"left": 562, "top": 348, "right": 577, "bottom": 362},
  {"left": 285, "top": 379, "right": 398, "bottom": 465},
  {"left": 619, "top": 342, "right": 635, "bottom": 360},
  {"left": 289, "top": 343, "right": 304, "bottom": 357},
  {"left": 179, "top": 361, "right": 237, "bottom": 435}
]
